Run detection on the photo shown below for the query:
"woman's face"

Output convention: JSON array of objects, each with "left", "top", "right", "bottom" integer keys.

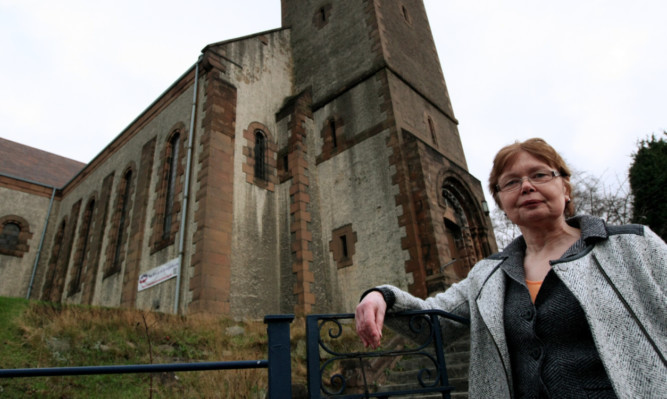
[{"left": 497, "top": 151, "right": 570, "bottom": 228}]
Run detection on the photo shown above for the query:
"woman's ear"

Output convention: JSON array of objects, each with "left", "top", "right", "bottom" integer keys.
[{"left": 562, "top": 176, "right": 572, "bottom": 197}]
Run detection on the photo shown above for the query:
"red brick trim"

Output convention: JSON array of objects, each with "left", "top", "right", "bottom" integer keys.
[
  {"left": 242, "top": 122, "right": 277, "bottom": 191},
  {"left": 364, "top": 0, "right": 385, "bottom": 65},
  {"left": 0, "top": 175, "right": 62, "bottom": 198},
  {"left": 397, "top": 131, "right": 432, "bottom": 297},
  {"left": 0, "top": 215, "right": 32, "bottom": 257},
  {"left": 277, "top": 147, "right": 292, "bottom": 183},
  {"left": 188, "top": 65, "right": 237, "bottom": 315},
  {"left": 284, "top": 91, "right": 315, "bottom": 315},
  {"left": 390, "top": 129, "right": 497, "bottom": 296},
  {"left": 150, "top": 124, "right": 187, "bottom": 253},
  {"left": 381, "top": 73, "right": 430, "bottom": 298},
  {"left": 329, "top": 224, "right": 357, "bottom": 269}
]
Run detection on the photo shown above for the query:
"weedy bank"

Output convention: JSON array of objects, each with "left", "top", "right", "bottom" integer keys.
[{"left": 0, "top": 297, "right": 363, "bottom": 398}]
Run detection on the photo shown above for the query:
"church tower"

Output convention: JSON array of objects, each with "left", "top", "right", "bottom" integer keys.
[
  {"left": 280, "top": 0, "right": 496, "bottom": 312},
  {"left": 1, "top": 0, "right": 495, "bottom": 317}
]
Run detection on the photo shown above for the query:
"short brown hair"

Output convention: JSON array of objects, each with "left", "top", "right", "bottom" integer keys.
[{"left": 488, "top": 138, "right": 574, "bottom": 217}]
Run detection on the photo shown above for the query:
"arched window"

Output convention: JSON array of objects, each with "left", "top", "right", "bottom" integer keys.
[
  {"left": 0, "top": 216, "right": 32, "bottom": 257},
  {"left": 70, "top": 199, "right": 95, "bottom": 295},
  {"left": 104, "top": 167, "right": 133, "bottom": 278},
  {"left": 163, "top": 133, "right": 180, "bottom": 240},
  {"left": 41, "top": 220, "right": 66, "bottom": 301},
  {"left": 254, "top": 130, "right": 267, "bottom": 181},
  {"left": 243, "top": 123, "right": 276, "bottom": 190},
  {"left": 151, "top": 127, "right": 186, "bottom": 252},
  {"left": 0, "top": 222, "right": 20, "bottom": 250},
  {"left": 114, "top": 171, "right": 132, "bottom": 269}
]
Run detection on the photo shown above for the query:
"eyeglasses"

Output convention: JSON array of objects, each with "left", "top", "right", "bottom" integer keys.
[{"left": 495, "top": 170, "right": 562, "bottom": 193}]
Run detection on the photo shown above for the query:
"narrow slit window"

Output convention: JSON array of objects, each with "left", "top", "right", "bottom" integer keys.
[
  {"left": 72, "top": 200, "right": 95, "bottom": 293},
  {"left": 254, "top": 130, "right": 267, "bottom": 180},
  {"left": 330, "top": 224, "right": 357, "bottom": 269},
  {"left": 428, "top": 116, "right": 438, "bottom": 147},
  {"left": 330, "top": 119, "right": 338, "bottom": 149},
  {"left": 340, "top": 235, "right": 348, "bottom": 259},
  {"left": 163, "top": 133, "right": 180, "bottom": 240},
  {"left": 402, "top": 5, "right": 411, "bottom": 24},
  {"left": 113, "top": 170, "right": 132, "bottom": 270}
]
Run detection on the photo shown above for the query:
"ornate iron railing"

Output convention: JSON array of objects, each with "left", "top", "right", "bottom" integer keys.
[{"left": 306, "top": 310, "right": 470, "bottom": 399}]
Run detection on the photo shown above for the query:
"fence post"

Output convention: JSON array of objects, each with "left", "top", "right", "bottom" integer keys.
[
  {"left": 264, "top": 314, "right": 294, "bottom": 398},
  {"left": 305, "top": 315, "right": 322, "bottom": 399}
]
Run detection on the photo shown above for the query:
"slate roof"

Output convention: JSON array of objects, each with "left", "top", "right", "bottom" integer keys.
[{"left": 0, "top": 137, "right": 86, "bottom": 188}]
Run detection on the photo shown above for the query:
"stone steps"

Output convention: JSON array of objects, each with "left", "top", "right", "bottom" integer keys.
[{"left": 376, "top": 333, "right": 471, "bottom": 398}]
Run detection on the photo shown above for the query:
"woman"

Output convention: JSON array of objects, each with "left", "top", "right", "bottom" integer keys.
[{"left": 355, "top": 138, "right": 666, "bottom": 398}]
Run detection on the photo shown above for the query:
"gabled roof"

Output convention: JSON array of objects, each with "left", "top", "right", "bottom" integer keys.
[{"left": 0, "top": 137, "right": 86, "bottom": 188}]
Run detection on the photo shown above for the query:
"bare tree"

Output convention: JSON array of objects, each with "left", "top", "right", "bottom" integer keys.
[
  {"left": 490, "top": 206, "right": 521, "bottom": 250},
  {"left": 570, "top": 170, "right": 633, "bottom": 225}
]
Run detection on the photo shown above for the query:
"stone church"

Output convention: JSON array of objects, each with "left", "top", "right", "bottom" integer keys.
[{"left": 0, "top": 0, "right": 496, "bottom": 318}]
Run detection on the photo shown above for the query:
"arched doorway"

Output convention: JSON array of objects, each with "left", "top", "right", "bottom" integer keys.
[{"left": 429, "top": 176, "right": 493, "bottom": 294}]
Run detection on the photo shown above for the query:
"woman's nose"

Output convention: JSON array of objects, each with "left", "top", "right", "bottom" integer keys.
[{"left": 520, "top": 179, "right": 536, "bottom": 193}]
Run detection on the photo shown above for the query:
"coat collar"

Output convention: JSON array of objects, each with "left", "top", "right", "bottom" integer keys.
[{"left": 492, "top": 215, "right": 610, "bottom": 269}]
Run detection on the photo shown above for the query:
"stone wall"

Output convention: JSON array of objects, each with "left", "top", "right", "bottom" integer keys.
[
  {"left": 0, "top": 186, "right": 53, "bottom": 298},
  {"left": 34, "top": 67, "right": 197, "bottom": 311}
]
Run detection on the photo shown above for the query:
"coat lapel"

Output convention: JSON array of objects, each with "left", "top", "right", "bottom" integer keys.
[{"left": 476, "top": 266, "right": 511, "bottom": 376}]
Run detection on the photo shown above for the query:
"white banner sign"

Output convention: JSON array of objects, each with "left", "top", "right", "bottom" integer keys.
[{"left": 138, "top": 258, "right": 179, "bottom": 291}]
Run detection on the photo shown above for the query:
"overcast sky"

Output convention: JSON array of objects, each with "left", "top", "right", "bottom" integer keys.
[{"left": 1, "top": 0, "right": 665, "bottom": 205}]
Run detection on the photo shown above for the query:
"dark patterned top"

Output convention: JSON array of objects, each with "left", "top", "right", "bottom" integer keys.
[{"left": 501, "top": 216, "right": 617, "bottom": 399}]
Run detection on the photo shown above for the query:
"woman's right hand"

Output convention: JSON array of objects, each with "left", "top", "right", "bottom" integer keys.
[{"left": 355, "top": 291, "right": 387, "bottom": 349}]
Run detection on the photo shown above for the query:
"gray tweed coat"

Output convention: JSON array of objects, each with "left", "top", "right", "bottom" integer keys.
[{"left": 381, "top": 218, "right": 666, "bottom": 398}]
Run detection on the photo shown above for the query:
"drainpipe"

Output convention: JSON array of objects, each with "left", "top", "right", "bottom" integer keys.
[
  {"left": 174, "top": 56, "right": 201, "bottom": 314},
  {"left": 26, "top": 186, "right": 56, "bottom": 299}
]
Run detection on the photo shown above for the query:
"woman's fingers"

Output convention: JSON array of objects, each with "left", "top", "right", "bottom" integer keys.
[{"left": 355, "top": 291, "right": 387, "bottom": 349}]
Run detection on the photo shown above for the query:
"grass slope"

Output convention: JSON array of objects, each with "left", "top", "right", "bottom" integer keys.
[
  {"left": 0, "top": 298, "right": 367, "bottom": 398},
  {"left": 0, "top": 298, "right": 292, "bottom": 398}
]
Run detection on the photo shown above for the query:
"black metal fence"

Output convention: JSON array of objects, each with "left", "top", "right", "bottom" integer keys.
[
  {"left": 0, "top": 310, "right": 469, "bottom": 398},
  {"left": 0, "top": 314, "right": 295, "bottom": 398}
]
